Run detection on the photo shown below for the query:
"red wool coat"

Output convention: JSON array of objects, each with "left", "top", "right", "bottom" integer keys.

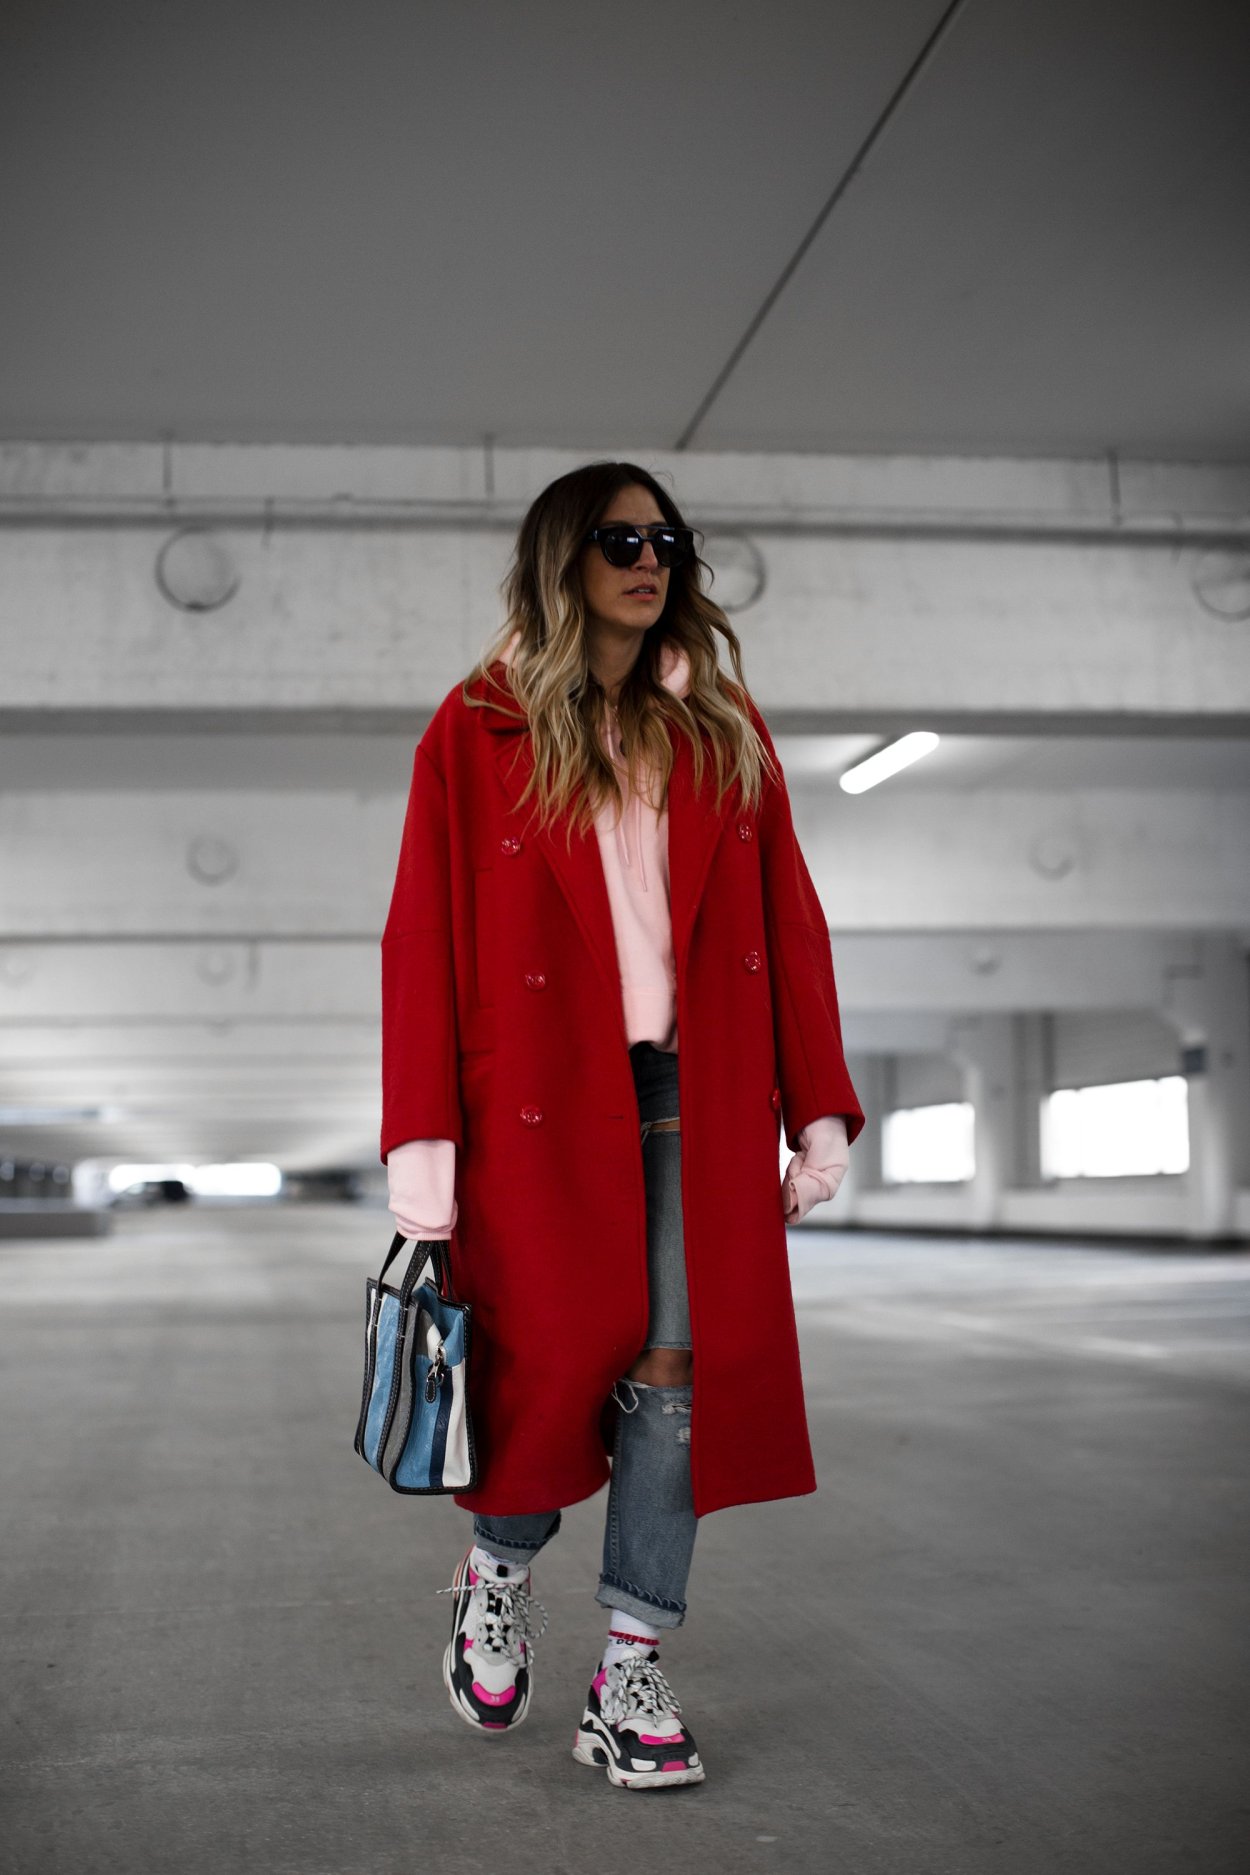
[{"left": 380, "top": 659, "right": 865, "bottom": 1518}]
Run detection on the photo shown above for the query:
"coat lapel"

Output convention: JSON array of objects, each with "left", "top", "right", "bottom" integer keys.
[
  {"left": 665, "top": 718, "right": 730, "bottom": 972},
  {"left": 491, "top": 724, "right": 622, "bottom": 1012},
  {"left": 479, "top": 664, "right": 730, "bottom": 1011}
]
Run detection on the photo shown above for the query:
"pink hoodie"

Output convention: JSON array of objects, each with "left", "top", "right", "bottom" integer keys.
[
  {"left": 386, "top": 637, "right": 850, "bottom": 1235},
  {"left": 591, "top": 632, "right": 688, "bottom": 1054}
]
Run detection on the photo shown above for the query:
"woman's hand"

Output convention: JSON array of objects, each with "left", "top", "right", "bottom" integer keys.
[{"left": 781, "top": 1114, "right": 850, "bottom": 1224}]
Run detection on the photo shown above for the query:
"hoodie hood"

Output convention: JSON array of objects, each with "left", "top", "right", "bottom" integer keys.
[
  {"left": 497, "top": 627, "right": 691, "bottom": 699},
  {"left": 497, "top": 629, "right": 691, "bottom": 889}
]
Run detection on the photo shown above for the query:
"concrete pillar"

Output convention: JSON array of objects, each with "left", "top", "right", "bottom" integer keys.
[
  {"left": 1163, "top": 936, "right": 1250, "bottom": 1242},
  {"left": 1014, "top": 1012, "right": 1049, "bottom": 1188},
  {"left": 950, "top": 1014, "right": 1022, "bottom": 1231}
]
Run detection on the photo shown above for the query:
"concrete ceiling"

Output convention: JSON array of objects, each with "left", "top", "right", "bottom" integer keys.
[
  {"left": 2, "top": 6, "right": 1248, "bottom": 1189},
  {"left": 1, "top": 0, "right": 1247, "bottom": 458}
]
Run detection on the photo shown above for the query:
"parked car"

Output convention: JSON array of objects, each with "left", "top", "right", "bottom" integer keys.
[{"left": 112, "top": 1178, "right": 192, "bottom": 1208}]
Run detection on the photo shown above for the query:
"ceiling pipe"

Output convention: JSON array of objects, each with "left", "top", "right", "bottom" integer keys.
[{"left": 0, "top": 495, "right": 1246, "bottom": 547}]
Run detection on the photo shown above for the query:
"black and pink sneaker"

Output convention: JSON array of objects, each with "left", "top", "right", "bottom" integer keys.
[
  {"left": 572, "top": 1646, "right": 705, "bottom": 1789},
  {"left": 439, "top": 1547, "right": 546, "bottom": 1734}
]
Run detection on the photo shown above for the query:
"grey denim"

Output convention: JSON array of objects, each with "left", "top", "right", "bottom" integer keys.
[{"left": 471, "top": 1042, "right": 698, "bottom": 1628}]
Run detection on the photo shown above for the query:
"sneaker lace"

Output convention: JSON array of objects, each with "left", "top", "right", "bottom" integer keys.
[
  {"left": 437, "top": 1574, "right": 549, "bottom": 1660},
  {"left": 600, "top": 1650, "right": 682, "bottom": 1727}
]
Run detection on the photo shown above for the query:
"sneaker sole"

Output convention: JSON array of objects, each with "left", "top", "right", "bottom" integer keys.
[
  {"left": 572, "top": 1727, "right": 705, "bottom": 1789},
  {"left": 442, "top": 1640, "right": 531, "bottom": 1734}
]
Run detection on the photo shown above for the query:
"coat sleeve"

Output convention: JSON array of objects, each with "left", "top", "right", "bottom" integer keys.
[
  {"left": 749, "top": 701, "right": 866, "bottom": 1154},
  {"left": 380, "top": 741, "right": 464, "bottom": 1161}
]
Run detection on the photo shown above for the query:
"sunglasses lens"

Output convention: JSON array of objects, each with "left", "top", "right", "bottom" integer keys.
[
  {"left": 601, "top": 527, "right": 643, "bottom": 567},
  {"left": 653, "top": 528, "right": 693, "bottom": 567}
]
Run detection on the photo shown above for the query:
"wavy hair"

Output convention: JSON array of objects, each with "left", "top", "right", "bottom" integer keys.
[{"left": 462, "top": 460, "right": 778, "bottom": 848}]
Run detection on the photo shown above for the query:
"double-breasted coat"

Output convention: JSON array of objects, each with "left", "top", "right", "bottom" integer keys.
[{"left": 380, "top": 655, "right": 865, "bottom": 1519}]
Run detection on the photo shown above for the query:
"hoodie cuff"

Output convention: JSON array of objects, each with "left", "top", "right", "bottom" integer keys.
[{"left": 385, "top": 1137, "right": 458, "bottom": 1238}]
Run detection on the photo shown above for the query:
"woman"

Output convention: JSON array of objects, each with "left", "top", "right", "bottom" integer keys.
[{"left": 381, "top": 461, "right": 864, "bottom": 1790}]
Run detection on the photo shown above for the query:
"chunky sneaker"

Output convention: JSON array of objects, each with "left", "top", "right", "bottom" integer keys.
[
  {"left": 438, "top": 1547, "right": 547, "bottom": 1733},
  {"left": 572, "top": 1646, "right": 705, "bottom": 1789}
]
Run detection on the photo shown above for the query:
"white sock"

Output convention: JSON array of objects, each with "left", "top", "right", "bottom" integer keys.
[
  {"left": 470, "top": 1542, "right": 528, "bottom": 1580},
  {"left": 602, "top": 1610, "right": 661, "bottom": 1667}
]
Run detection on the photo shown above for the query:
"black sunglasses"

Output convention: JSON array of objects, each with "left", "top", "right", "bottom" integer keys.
[{"left": 584, "top": 522, "right": 696, "bottom": 569}]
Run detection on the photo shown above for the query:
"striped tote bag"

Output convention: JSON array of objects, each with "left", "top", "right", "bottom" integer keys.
[{"left": 354, "top": 1233, "right": 476, "bottom": 1493}]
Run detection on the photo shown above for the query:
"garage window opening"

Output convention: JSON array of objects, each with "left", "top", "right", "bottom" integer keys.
[
  {"left": 882, "top": 1102, "right": 975, "bottom": 1184},
  {"left": 1042, "top": 1077, "right": 1189, "bottom": 1179}
]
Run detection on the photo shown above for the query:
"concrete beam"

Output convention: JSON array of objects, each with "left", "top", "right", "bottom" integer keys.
[
  {"left": 787, "top": 784, "right": 1250, "bottom": 932},
  {"left": 828, "top": 930, "right": 1239, "bottom": 1026},
  {"left": 0, "top": 526, "right": 1242, "bottom": 726},
  {"left": 1, "top": 444, "right": 1248, "bottom": 726},
  {"left": 0, "top": 792, "right": 401, "bottom": 939},
  {"left": 0, "top": 930, "right": 1219, "bottom": 1036},
  {"left": 4, "top": 441, "right": 1250, "bottom": 532},
  {"left": 2, "top": 787, "right": 1247, "bottom": 938}
]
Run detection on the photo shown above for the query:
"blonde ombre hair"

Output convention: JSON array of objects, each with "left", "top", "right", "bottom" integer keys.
[{"left": 463, "top": 460, "right": 778, "bottom": 847}]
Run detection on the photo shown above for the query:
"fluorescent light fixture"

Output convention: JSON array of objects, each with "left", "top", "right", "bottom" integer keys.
[{"left": 839, "top": 732, "right": 939, "bottom": 795}]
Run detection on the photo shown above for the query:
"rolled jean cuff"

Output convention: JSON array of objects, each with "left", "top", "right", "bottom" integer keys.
[
  {"left": 594, "top": 1575, "right": 686, "bottom": 1631},
  {"left": 472, "top": 1509, "right": 561, "bottom": 1563}
]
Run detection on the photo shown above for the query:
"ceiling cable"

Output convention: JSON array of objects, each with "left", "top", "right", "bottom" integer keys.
[{"left": 674, "top": 0, "right": 971, "bottom": 452}]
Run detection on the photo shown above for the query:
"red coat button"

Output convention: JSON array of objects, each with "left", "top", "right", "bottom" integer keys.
[
  {"left": 524, "top": 971, "right": 547, "bottom": 991},
  {"left": 743, "top": 950, "right": 762, "bottom": 972},
  {"left": 501, "top": 834, "right": 522, "bottom": 856},
  {"left": 770, "top": 1087, "right": 781, "bottom": 1111},
  {"left": 519, "top": 1105, "right": 544, "bottom": 1126},
  {"left": 737, "top": 821, "right": 754, "bottom": 841}
]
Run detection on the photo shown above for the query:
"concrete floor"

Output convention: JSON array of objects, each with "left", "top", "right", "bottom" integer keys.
[{"left": 2, "top": 1207, "right": 1248, "bottom": 1875}]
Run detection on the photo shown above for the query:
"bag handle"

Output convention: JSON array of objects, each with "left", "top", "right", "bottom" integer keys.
[{"left": 376, "top": 1230, "right": 453, "bottom": 1302}]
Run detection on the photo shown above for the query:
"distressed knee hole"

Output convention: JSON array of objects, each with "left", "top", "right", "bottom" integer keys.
[{"left": 627, "top": 1346, "right": 693, "bottom": 1388}]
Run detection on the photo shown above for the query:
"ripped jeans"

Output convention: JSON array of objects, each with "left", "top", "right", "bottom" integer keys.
[{"left": 471, "top": 1041, "right": 698, "bottom": 1629}]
